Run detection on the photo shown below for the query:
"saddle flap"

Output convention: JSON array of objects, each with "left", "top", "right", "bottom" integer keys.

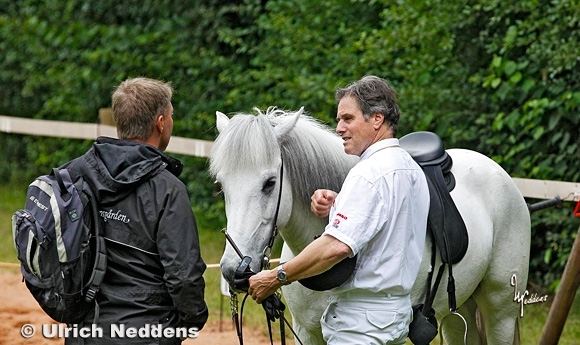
[
  {"left": 423, "top": 164, "right": 468, "bottom": 265},
  {"left": 400, "top": 131, "right": 468, "bottom": 265}
]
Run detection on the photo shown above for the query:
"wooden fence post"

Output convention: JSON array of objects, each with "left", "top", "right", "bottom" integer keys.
[
  {"left": 539, "top": 224, "right": 580, "bottom": 344},
  {"left": 98, "top": 108, "right": 114, "bottom": 126}
]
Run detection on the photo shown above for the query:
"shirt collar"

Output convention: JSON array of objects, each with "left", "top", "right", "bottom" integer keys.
[{"left": 360, "top": 138, "right": 400, "bottom": 161}]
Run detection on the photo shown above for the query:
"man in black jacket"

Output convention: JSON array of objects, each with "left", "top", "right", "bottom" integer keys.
[{"left": 66, "top": 77, "right": 208, "bottom": 344}]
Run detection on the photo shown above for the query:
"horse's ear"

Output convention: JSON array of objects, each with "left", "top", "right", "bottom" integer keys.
[
  {"left": 216, "top": 111, "right": 230, "bottom": 133},
  {"left": 274, "top": 106, "right": 303, "bottom": 140}
]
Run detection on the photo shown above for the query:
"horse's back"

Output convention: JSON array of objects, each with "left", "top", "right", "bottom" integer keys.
[{"left": 448, "top": 148, "right": 529, "bottom": 222}]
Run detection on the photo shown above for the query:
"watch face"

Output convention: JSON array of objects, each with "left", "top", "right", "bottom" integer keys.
[{"left": 277, "top": 266, "right": 287, "bottom": 283}]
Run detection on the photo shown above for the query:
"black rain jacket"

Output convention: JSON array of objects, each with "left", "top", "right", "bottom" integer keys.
[{"left": 65, "top": 137, "right": 208, "bottom": 345}]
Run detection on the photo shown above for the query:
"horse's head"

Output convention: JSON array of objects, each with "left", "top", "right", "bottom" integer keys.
[
  {"left": 210, "top": 107, "right": 357, "bottom": 291},
  {"left": 210, "top": 107, "right": 303, "bottom": 287}
]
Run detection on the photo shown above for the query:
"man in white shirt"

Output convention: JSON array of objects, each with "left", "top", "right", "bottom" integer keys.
[{"left": 248, "top": 75, "right": 429, "bottom": 344}]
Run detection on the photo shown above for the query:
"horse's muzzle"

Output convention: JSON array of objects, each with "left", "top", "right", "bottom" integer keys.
[{"left": 232, "top": 256, "right": 255, "bottom": 292}]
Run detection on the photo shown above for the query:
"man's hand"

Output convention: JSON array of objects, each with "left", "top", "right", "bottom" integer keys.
[
  {"left": 248, "top": 269, "right": 280, "bottom": 304},
  {"left": 310, "top": 189, "right": 338, "bottom": 218}
]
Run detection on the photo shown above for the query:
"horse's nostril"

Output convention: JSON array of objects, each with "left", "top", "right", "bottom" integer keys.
[{"left": 219, "top": 263, "right": 238, "bottom": 283}]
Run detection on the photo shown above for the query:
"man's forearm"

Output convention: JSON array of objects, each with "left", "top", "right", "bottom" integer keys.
[
  {"left": 248, "top": 234, "right": 351, "bottom": 303},
  {"left": 283, "top": 234, "right": 351, "bottom": 283}
]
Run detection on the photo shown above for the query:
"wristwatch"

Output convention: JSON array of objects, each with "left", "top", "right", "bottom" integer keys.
[{"left": 276, "top": 264, "right": 290, "bottom": 285}]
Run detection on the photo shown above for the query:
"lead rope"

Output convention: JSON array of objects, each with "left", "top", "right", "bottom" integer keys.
[
  {"left": 230, "top": 289, "right": 304, "bottom": 345},
  {"left": 229, "top": 289, "right": 244, "bottom": 345}
]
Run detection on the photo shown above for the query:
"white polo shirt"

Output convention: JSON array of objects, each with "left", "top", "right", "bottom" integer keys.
[{"left": 323, "top": 138, "right": 429, "bottom": 296}]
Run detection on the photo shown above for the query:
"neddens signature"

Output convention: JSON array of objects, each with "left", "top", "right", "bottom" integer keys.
[{"left": 511, "top": 274, "right": 549, "bottom": 317}]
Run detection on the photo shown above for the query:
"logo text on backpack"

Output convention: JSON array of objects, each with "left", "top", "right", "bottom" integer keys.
[{"left": 29, "top": 196, "right": 48, "bottom": 211}]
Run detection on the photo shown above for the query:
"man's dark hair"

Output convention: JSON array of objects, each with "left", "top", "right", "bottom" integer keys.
[{"left": 335, "top": 75, "right": 401, "bottom": 137}]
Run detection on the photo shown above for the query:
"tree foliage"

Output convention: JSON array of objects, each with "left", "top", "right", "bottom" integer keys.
[{"left": 1, "top": 0, "right": 578, "bottom": 289}]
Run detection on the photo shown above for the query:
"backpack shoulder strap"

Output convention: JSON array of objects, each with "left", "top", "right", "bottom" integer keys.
[
  {"left": 84, "top": 185, "right": 107, "bottom": 302},
  {"left": 62, "top": 157, "right": 107, "bottom": 303}
]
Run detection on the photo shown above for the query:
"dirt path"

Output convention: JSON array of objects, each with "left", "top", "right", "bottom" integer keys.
[{"left": 0, "top": 267, "right": 272, "bottom": 345}]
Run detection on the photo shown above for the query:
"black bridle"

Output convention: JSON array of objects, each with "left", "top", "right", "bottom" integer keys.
[
  {"left": 222, "top": 157, "right": 304, "bottom": 345},
  {"left": 261, "top": 157, "right": 284, "bottom": 271},
  {"left": 223, "top": 157, "right": 283, "bottom": 280}
]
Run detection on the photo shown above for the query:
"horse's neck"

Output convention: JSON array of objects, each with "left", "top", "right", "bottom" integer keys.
[
  {"left": 281, "top": 200, "right": 327, "bottom": 255},
  {"left": 279, "top": 118, "right": 356, "bottom": 255}
]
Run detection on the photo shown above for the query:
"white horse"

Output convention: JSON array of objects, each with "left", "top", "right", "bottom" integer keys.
[{"left": 210, "top": 107, "right": 530, "bottom": 345}]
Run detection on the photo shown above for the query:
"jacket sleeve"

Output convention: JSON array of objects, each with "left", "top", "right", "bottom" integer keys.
[{"left": 156, "top": 180, "right": 209, "bottom": 330}]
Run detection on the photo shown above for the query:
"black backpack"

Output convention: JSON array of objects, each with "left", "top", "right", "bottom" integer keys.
[{"left": 12, "top": 164, "right": 106, "bottom": 324}]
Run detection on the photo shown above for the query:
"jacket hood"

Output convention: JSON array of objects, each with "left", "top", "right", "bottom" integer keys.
[{"left": 77, "top": 137, "right": 183, "bottom": 204}]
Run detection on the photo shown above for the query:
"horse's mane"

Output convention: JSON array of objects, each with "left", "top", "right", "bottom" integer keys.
[{"left": 210, "top": 107, "right": 357, "bottom": 204}]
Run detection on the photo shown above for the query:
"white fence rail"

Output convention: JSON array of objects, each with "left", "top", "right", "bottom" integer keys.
[{"left": 0, "top": 114, "right": 213, "bottom": 158}]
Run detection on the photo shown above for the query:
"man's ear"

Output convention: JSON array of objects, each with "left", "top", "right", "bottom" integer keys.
[
  {"left": 373, "top": 112, "right": 385, "bottom": 129},
  {"left": 156, "top": 114, "right": 165, "bottom": 133}
]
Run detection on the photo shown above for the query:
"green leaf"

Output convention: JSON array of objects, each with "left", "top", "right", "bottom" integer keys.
[
  {"left": 504, "top": 25, "right": 518, "bottom": 47},
  {"left": 548, "top": 115, "right": 560, "bottom": 131},
  {"left": 544, "top": 248, "right": 552, "bottom": 264},
  {"left": 491, "top": 55, "right": 502, "bottom": 69},
  {"left": 532, "top": 126, "right": 545, "bottom": 140},
  {"left": 509, "top": 71, "right": 522, "bottom": 84},
  {"left": 521, "top": 78, "right": 536, "bottom": 92},
  {"left": 504, "top": 60, "right": 517, "bottom": 76}
]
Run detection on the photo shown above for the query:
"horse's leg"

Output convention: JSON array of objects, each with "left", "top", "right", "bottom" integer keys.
[
  {"left": 472, "top": 182, "right": 530, "bottom": 345},
  {"left": 447, "top": 150, "right": 530, "bottom": 345},
  {"left": 282, "top": 283, "right": 327, "bottom": 345},
  {"left": 289, "top": 314, "right": 326, "bottom": 345},
  {"left": 439, "top": 297, "right": 482, "bottom": 345},
  {"left": 472, "top": 282, "right": 522, "bottom": 345},
  {"left": 280, "top": 244, "right": 327, "bottom": 345}
]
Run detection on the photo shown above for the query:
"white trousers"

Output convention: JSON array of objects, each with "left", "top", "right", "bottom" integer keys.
[{"left": 320, "top": 291, "right": 412, "bottom": 345}]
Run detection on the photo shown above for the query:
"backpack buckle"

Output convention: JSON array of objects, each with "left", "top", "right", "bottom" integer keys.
[{"left": 85, "top": 288, "right": 97, "bottom": 302}]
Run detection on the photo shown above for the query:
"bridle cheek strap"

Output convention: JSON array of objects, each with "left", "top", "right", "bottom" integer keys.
[{"left": 262, "top": 157, "right": 284, "bottom": 271}]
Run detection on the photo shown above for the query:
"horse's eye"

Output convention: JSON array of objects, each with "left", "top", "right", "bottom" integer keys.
[
  {"left": 262, "top": 178, "right": 276, "bottom": 192},
  {"left": 214, "top": 180, "right": 223, "bottom": 196}
]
